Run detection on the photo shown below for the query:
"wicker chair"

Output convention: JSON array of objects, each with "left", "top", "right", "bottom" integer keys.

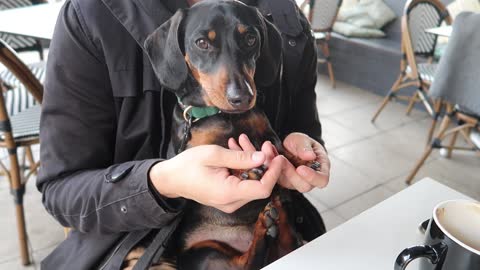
[
  {"left": 0, "top": 0, "right": 48, "bottom": 60},
  {"left": 405, "top": 12, "right": 480, "bottom": 185},
  {"left": 371, "top": 0, "right": 452, "bottom": 143},
  {"left": 302, "top": 0, "right": 342, "bottom": 88},
  {"left": 0, "top": 39, "right": 42, "bottom": 265}
]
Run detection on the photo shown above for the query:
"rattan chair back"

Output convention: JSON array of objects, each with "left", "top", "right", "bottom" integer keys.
[{"left": 404, "top": 0, "right": 452, "bottom": 57}]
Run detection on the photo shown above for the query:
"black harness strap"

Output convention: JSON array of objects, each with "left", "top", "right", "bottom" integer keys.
[{"left": 132, "top": 217, "right": 183, "bottom": 270}]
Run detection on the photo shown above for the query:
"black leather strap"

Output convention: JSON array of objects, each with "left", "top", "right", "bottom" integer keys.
[
  {"left": 133, "top": 216, "right": 183, "bottom": 270},
  {"left": 98, "top": 230, "right": 151, "bottom": 270}
]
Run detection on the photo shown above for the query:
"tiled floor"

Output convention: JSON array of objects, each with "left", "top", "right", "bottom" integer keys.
[{"left": 0, "top": 68, "right": 478, "bottom": 268}]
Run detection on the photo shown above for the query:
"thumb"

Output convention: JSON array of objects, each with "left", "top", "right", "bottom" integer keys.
[
  {"left": 284, "top": 136, "right": 316, "bottom": 161},
  {"left": 203, "top": 146, "right": 266, "bottom": 169}
]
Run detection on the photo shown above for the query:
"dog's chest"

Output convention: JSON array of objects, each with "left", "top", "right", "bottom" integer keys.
[{"left": 184, "top": 224, "right": 254, "bottom": 252}]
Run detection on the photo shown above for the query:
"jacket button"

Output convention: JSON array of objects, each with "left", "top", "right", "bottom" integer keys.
[
  {"left": 288, "top": 39, "right": 296, "bottom": 47},
  {"left": 105, "top": 165, "right": 134, "bottom": 183},
  {"left": 120, "top": 206, "right": 128, "bottom": 214}
]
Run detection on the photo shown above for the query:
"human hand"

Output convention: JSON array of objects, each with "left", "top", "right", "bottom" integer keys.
[
  {"left": 228, "top": 133, "right": 330, "bottom": 193},
  {"left": 149, "top": 145, "right": 286, "bottom": 213}
]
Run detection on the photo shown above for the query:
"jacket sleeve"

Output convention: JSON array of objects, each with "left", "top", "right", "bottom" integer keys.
[
  {"left": 37, "top": 1, "right": 184, "bottom": 235},
  {"left": 284, "top": 11, "right": 325, "bottom": 147}
]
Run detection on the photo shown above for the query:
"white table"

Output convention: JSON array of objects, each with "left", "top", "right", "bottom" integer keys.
[
  {"left": 0, "top": 2, "right": 63, "bottom": 41},
  {"left": 426, "top": 26, "right": 453, "bottom": 37},
  {"left": 264, "top": 178, "right": 475, "bottom": 270}
]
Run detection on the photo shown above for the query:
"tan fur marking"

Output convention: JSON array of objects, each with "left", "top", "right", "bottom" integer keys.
[
  {"left": 208, "top": 30, "right": 216, "bottom": 41},
  {"left": 190, "top": 64, "right": 232, "bottom": 110},
  {"left": 188, "top": 126, "right": 224, "bottom": 147},
  {"left": 237, "top": 24, "right": 247, "bottom": 34},
  {"left": 240, "top": 113, "right": 268, "bottom": 135}
]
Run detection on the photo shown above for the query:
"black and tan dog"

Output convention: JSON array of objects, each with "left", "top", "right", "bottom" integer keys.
[{"left": 135, "top": 1, "right": 321, "bottom": 269}]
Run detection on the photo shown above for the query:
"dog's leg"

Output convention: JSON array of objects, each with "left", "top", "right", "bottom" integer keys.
[
  {"left": 231, "top": 200, "right": 281, "bottom": 269},
  {"left": 266, "top": 194, "right": 302, "bottom": 260}
]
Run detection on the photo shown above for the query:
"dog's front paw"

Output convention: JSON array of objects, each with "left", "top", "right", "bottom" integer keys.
[
  {"left": 285, "top": 153, "right": 321, "bottom": 172},
  {"left": 231, "top": 165, "right": 267, "bottom": 180}
]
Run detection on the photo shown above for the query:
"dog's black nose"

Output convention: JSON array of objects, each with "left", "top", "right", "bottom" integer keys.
[{"left": 227, "top": 93, "right": 252, "bottom": 109}]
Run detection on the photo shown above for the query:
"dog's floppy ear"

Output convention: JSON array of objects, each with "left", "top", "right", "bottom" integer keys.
[
  {"left": 144, "top": 9, "right": 187, "bottom": 91},
  {"left": 255, "top": 14, "right": 283, "bottom": 87}
]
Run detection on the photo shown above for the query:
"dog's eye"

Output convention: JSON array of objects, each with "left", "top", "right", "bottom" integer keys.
[
  {"left": 195, "top": 38, "right": 210, "bottom": 50},
  {"left": 245, "top": 34, "right": 257, "bottom": 47}
]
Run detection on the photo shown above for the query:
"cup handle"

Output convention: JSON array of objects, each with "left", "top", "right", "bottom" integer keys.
[{"left": 394, "top": 243, "right": 447, "bottom": 270}]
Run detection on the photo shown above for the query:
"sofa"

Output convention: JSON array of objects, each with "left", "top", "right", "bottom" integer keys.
[{"left": 318, "top": 0, "right": 455, "bottom": 96}]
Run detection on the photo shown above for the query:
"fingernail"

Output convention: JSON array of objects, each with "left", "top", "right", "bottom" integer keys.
[
  {"left": 303, "top": 146, "right": 313, "bottom": 152},
  {"left": 252, "top": 152, "right": 264, "bottom": 162}
]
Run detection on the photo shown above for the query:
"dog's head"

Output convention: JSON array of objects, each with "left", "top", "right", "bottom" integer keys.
[{"left": 145, "top": 0, "right": 282, "bottom": 113}]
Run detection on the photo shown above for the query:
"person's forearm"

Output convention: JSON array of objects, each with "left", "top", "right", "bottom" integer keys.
[{"left": 40, "top": 159, "right": 183, "bottom": 234}]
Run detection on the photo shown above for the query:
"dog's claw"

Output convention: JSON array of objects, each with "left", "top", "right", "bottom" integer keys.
[
  {"left": 239, "top": 165, "right": 267, "bottom": 180},
  {"left": 267, "top": 225, "right": 278, "bottom": 238},
  {"left": 264, "top": 215, "right": 274, "bottom": 227},
  {"left": 267, "top": 207, "right": 279, "bottom": 220},
  {"left": 309, "top": 161, "right": 321, "bottom": 171}
]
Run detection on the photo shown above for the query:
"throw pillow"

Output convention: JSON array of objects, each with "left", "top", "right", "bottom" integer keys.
[
  {"left": 333, "top": 21, "right": 386, "bottom": 37},
  {"left": 338, "top": 0, "right": 396, "bottom": 29},
  {"left": 359, "top": 0, "right": 397, "bottom": 29}
]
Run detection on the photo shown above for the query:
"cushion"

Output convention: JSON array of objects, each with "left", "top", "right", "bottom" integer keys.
[
  {"left": 359, "top": 0, "right": 397, "bottom": 29},
  {"left": 447, "top": 0, "right": 480, "bottom": 19},
  {"left": 337, "top": 0, "right": 397, "bottom": 29},
  {"left": 333, "top": 21, "right": 386, "bottom": 37}
]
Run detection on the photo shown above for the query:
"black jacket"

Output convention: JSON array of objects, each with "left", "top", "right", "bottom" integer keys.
[{"left": 38, "top": 0, "right": 324, "bottom": 269}]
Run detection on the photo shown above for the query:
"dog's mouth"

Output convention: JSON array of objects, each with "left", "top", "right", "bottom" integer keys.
[{"left": 220, "top": 108, "right": 253, "bottom": 114}]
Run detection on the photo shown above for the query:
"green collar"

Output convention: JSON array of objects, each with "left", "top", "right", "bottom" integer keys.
[{"left": 178, "top": 98, "right": 221, "bottom": 121}]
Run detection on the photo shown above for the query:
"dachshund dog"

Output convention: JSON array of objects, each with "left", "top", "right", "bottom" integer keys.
[{"left": 132, "top": 1, "right": 321, "bottom": 269}]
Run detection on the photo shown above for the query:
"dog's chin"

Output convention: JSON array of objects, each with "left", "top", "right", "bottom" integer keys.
[{"left": 221, "top": 108, "right": 252, "bottom": 114}]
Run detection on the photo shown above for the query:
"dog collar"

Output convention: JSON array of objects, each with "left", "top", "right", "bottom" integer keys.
[{"left": 177, "top": 98, "right": 221, "bottom": 122}]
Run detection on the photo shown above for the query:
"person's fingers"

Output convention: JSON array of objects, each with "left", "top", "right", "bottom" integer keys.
[
  {"left": 216, "top": 199, "right": 251, "bottom": 214},
  {"left": 296, "top": 165, "right": 329, "bottom": 188},
  {"left": 283, "top": 133, "right": 316, "bottom": 161},
  {"left": 238, "top": 134, "right": 257, "bottom": 152},
  {"left": 271, "top": 142, "right": 279, "bottom": 156},
  {"left": 312, "top": 144, "right": 331, "bottom": 175},
  {"left": 280, "top": 160, "right": 314, "bottom": 193},
  {"left": 261, "top": 141, "right": 277, "bottom": 166},
  {"left": 228, "top": 137, "right": 242, "bottom": 151},
  {"left": 201, "top": 145, "right": 265, "bottom": 169},
  {"left": 232, "top": 155, "right": 284, "bottom": 201}
]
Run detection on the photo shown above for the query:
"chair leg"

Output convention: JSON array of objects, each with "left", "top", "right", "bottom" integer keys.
[
  {"left": 318, "top": 41, "right": 335, "bottom": 88},
  {"left": 446, "top": 130, "right": 459, "bottom": 158},
  {"left": 426, "top": 99, "right": 443, "bottom": 146},
  {"left": 405, "top": 145, "right": 434, "bottom": 185},
  {"left": 418, "top": 88, "right": 434, "bottom": 116},
  {"left": 406, "top": 110, "right": 452, "bottom": 185},
  {"left": 35, "top": 40, "right": 44, "bottom": 61},
  {"left": 25, "top": 146, "right": 36, "bottom": 174},
  {"left": 15, "top": 199, "right": 29, "bottom": 265},
  {"left": 371, "top": 74, "right": 404, "bottom": 123},
  {"left": 9, "top": 151, "right": 30, "bottom": 265},
  {"left": 327, "top": 61, "right": 335, "bottom": 89},
  {"left": 405, "top": 91, "right": 419, "bottom": 116}
]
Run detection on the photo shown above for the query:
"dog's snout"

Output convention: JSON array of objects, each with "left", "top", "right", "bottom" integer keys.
[
  {"left": 227, "top": 93, "right": 252, "bottom": 108},
  {"left": 225, "top": 77, "right": 255, "bottom": 110}
]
